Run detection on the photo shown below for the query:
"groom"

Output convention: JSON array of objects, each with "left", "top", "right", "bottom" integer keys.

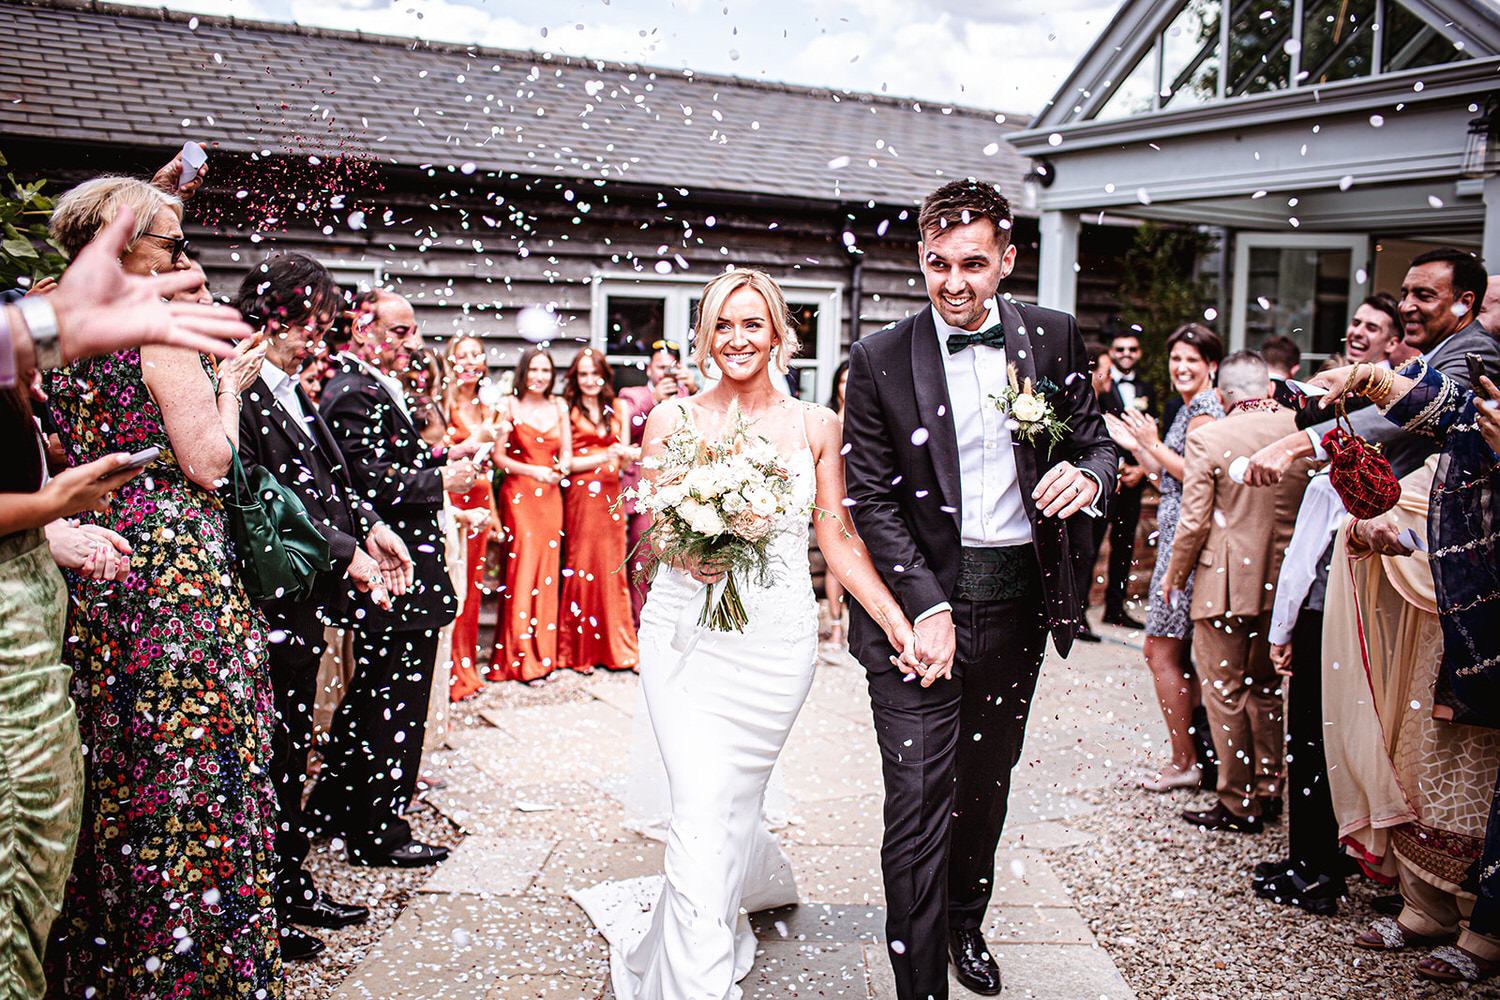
[{"left": 844, "top": 180, "right": 1115, "bottom": 999}]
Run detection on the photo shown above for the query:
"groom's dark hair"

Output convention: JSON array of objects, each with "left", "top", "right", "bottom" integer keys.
[{"left": 918, "top": 180, "right": 1013, "bottom": 249}]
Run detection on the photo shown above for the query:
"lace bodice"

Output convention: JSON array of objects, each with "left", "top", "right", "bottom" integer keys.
[{"left": 640, "top": 447, "right": 819, "bottom": 639}]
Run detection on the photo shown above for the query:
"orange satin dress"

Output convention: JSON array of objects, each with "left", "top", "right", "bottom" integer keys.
[
  {"left": 445, "top": 404, "right": 494, "bottom": 701},
  {"left": 559, "top": 406, "right": 640, "bottom": 673},
  {"left": 491, "top": 408, "right": 564, "bottom": 682}
]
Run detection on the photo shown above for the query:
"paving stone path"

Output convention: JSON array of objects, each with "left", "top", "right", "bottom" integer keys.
[{"left": 332, "top": 627, "right": 1154, "bottom": 1000}]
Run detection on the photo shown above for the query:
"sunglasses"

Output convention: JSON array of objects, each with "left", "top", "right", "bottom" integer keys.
[
  {"left": 142, "top": 232, "right": 191, "bottom": 265},
  {"left": 651, "top": 339, "right": 680, "bottom": 352}
]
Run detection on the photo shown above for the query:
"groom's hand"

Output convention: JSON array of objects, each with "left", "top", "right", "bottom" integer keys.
[
  {"left": 1033, "top": 461, "right": 1098, "bottom": 518},
  {"left": 912, "top": 611, "right": 955, "bottom": 686}
]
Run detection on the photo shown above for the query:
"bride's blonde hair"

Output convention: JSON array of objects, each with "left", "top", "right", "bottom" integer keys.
[{"left": 691, "top": 269, "right": 799, "bottom": 375}]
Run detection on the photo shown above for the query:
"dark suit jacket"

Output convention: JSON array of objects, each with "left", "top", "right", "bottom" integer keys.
[
  {"left": 843, "top": 300, "right": 1117, "bottom": 665},
  {"left": 238, "top": 374, "right": 378, "bottom": 629},
  {"left": 320, "top": 359, "right": 457, "bottom": 632},
  {"left": 1101, "top": 372, "right": 1157, "bottom": 419},
  {"left": 1305, "top": 320, "right": 1500, "bottom": 478}
]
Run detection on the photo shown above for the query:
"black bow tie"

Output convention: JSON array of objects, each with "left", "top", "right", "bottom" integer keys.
[
  {"left": 946, "top": 323, "right": 1005, "bottom": 355},
  {"left": 1116, "top": 371, "right": 1135, "bottom": 382}
]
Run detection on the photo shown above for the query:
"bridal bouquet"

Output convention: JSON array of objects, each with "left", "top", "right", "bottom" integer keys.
[{"left": 621, "top": 412, "right": 800, "bottom": 631}]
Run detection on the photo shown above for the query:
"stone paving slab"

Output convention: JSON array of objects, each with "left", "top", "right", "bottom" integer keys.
[
  {"left": 782, "top": 793, "right": 886, "bottom": 847},
  {"left": 998, "top": 818, "right": 1098, "bottom": 851},
  {"left": 332, "top": 894, "right": 607, "bottom": 1000},
  {"left": 863, "top": 941, "right": 1136, "bottom": 1000},
  {"left": 484, "top": 971, "right": 608, "bottom": 1000},
  {"left": 418, "top": 837, "right": 555, "bottom": 897},
  {"left": 532, "top": 838, "right": 666, "bottom": 897}
]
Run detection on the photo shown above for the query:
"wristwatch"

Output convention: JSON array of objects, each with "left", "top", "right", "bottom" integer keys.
[{"left": 17, "top": 296, "right": 62, "bottom": 370}]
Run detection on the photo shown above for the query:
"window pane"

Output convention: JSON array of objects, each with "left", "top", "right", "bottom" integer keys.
[
  {"left": 1227, "top": 0, "right": 1293, "bottom": 96},
  {"left": 1094, "top": 41, "right": 1158, "bottom": 121},
  {"left": 1301, "top": 0, "right": 1375, "bottom": 85},
  {"left": 606, "top": 296, "right": 665, "bottom": 358},
  {"left": 1243, "top": 246, "right": 1350, "bottom": 358},
  {"left": 1161, "top": 0, "right": 1222, "bottom": 110},
  {"left": 1383, "top": 2, "right": 1471, "bottom": 73},
  {"left": 787, "top": 302, "right": 820, "bottom": 359}
]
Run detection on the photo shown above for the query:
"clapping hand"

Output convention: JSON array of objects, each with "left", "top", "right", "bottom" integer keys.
[
  {"left": 216, "top": 333, "right": 267, "bottom": 398},
  {"left": 1477, "top": 376, "right": 1500, "bottom": 456}
]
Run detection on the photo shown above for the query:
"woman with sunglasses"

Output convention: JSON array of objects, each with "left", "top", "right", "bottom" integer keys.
[{"left": 41, "top": 175, "right": 283, "bottom": 997}]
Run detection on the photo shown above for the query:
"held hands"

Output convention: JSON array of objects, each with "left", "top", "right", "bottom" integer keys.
[
  {"left": 1270, "top": 643, "right": 1293, "bottom": 677},
  {"left": 366, "top": 522, "right": 414, "bottom": 595},
  {"left": 46, "top": 521, "right": 133, "bottom": 582},
  {"left": 346, "top": 549, "right": 393, "bottom": 610},
  {"left": 1032, "top": 461, "right": 1098, "bottom": 519},
  {"left": 903, "top": 610, "right": 955, "bottom": 687}
]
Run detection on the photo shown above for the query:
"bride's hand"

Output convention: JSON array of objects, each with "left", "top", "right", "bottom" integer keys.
[
  {"left": 678, "top": 555, "right": 726, "bottom": 585},
  {"left": 884, "top": 616, "right": 927, "bottom": 681}
]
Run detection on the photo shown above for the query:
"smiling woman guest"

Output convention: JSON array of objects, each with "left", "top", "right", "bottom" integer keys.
[
  {"left": 490, "top": 347, "right": 570, "bottom": 683},
  {"left": 442, "top": 335, "right": 504, "bottom": 700},
  {"left": 42, "top": 175, "right": 284, "bottom": 997},
  {"left": 1104, "top": 323, "right": 1225, "bottom": 794},
  {"left": 558, "top": 348, "right": 639, "bottom": 674}
]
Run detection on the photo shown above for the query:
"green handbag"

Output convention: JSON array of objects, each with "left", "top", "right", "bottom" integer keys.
[{"left": 223, "top": 446, "right": 333, "bottom": 602}]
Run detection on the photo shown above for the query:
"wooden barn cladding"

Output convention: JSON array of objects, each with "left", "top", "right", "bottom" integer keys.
[{"left": 0, "top": 0, "right": 1132, "bottom": 397}]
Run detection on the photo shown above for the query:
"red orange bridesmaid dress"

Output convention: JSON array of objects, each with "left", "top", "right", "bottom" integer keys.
[
  {"left": 444, "top": 405, "right": 494, "bottom": 700},
  {"left": 492, "top": 406, "right": 564, "bottom": 682},
  {"left": 559, "top": 405, "right": 640, "bottom": 673}
]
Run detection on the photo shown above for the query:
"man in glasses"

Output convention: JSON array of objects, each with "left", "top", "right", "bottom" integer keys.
[{"left": 617, "top": 339, "right": 698, "bottom": 624}]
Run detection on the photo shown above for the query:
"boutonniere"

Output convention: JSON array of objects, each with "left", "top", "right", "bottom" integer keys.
[
  {"left": 1133, "top": 396, "right": 1150, "bottom": 412},
  {"left": 990, "top": 364, "right": 1070, "bottom": 448}
]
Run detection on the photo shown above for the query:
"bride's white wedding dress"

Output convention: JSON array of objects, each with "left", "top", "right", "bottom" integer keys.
[{"left": 576, "top": 441, "right": 819, "bottom": 1000}]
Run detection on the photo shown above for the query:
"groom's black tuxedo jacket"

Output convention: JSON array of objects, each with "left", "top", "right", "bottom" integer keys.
[
  {"left": 843, "top": 299, "right": 1117, "bottom": 664},
  {"left": 320, "top": 359, "right": 457, "bottom": 633},
  {"left": 238, "top": 375, "right": 376, "bottom": 630}
]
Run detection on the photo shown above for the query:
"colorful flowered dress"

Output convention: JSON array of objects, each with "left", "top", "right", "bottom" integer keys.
[{"left": 42, "top": 351, "right": 283, "bottom": 999}]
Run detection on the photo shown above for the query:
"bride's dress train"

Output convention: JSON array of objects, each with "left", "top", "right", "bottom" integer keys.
[{"left": 575, "top": 448, "right": 818, "bottom": 1000}]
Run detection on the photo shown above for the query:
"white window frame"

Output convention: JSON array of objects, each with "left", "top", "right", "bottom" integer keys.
[
  {"left": 589, "top": 273, "right": 844, "bottom": 402},
  {"left": 323, "top": 262, "right": 384, "bottom": 296},
  {"left": 1229, "top": 232, "right": 1371, "bottom": 357}
]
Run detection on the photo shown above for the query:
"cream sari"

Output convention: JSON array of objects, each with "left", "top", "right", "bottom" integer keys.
[{"left": 1324, "top": 456, "right": 1500, "bottom": 904}]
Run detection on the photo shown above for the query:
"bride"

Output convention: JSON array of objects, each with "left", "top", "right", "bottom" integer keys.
[{"left": 580, "top": 268, "right": 920, "bottom": 1000}]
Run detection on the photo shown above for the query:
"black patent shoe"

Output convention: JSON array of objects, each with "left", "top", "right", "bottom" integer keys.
[
  {"left": 287, "top": 894, "right": 370, "bottom": 929},
  {"left": 1254, "top": 869, "right": 1346, "bottom": 916},
  {"left": 1252, "top": 856, "right": 1295, "bottom": 883},
  {"left": 948, "top": 928, "right": 1001, "bottom": 996},
  {"left": 349, "top": 839, "right": 450, "bottom": 868},
  {"left": 279, "top": 925, "right": 327, "bottom": 961}
]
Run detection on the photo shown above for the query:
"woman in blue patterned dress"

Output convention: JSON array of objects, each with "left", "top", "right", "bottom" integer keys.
[
  {"left": 41, "top": 177, "right": 283, "bottom": 998},
  {"left": 1104, "top": 324, "right": 1224, "bottom": 792}
]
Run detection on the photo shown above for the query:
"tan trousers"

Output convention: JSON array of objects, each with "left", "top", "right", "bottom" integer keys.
[{"left": 1192, "top": 612, "right": 1282, "bottom": 818}]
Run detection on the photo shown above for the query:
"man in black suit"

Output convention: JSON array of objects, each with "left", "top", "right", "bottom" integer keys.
[
  {"left": 309, "top": 289, "right": 481, "bottom": 868},
  {"left": 232, "top": 255, "right": 419, "bottom": 959},
  {"left": 1099, "top": 330, "right": 1156, "bottom": 628},
  {"left": 843, "top": 180, "right": 1116, "bottom": 1000}
]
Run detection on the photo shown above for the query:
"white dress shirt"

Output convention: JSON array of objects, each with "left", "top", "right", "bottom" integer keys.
[
  {"left": 1112, "top": 366, "right": 1139, "bottom": 410},
  {"left": 346, "top": 353, "right": 413, "bottom": 422},
  {"left": 1268, "top": 473, "right": 1346, "bottom": 646},
  {"left": 933, "top": 304, "right": 1033, "bottom": 548},
  {"left": 260, "top": 360, "right": 314, "bottom": 438}
]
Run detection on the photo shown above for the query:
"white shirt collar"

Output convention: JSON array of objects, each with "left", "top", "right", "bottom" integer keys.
[
  {"left": 1111, "top": 365, "right": 1135, "bottom": 381},
  {"left": 261, "top": 359, "right": 295, "bottom": 396},
  {"left": 930, "top": 302, "right": 1003, "bottom": 350}
]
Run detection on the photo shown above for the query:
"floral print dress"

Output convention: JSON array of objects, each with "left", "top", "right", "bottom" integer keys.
[{"left": 42, "top": 351, "right": 283, "bottom": 999}]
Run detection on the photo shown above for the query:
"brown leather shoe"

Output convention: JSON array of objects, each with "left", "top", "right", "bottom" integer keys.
[{"left": 1182, "top": 802, "right": 1263, "bottom": 834}]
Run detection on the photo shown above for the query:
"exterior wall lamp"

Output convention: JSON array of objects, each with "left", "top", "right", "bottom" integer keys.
[
  {"left": 1462, "top": 95, "right": 1500, "bottom": 179},
  {"left": 1021, "top": 159, "right": 1057, "bottom": 211}
]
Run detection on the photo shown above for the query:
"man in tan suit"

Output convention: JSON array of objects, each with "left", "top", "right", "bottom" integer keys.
[{"left": 1163, "top": 351, "right": 1315, "bottom": 834}]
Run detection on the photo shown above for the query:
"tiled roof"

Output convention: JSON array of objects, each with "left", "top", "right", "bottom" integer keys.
[{"left": 0, "top": 0, "right": 1034, "bottom": 209}]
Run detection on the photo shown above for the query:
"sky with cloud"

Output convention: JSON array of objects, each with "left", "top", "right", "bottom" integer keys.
[{"left": 116, "top": 0, "right": 1125, "bottom": 118}]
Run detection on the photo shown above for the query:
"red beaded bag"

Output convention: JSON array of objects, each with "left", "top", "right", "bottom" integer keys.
[{"left": 1320, "top": 402, "right": 1401, "bottom": 518}]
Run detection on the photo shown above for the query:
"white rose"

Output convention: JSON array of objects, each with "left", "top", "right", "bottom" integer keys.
[
  {"left": 721, "top": 491, "right": 748, "bottom": 515},
  {"left": 1011, "top": 394, "right": 1046, "bottom": 424},
  {"left": 744, "top": 487, "right": 778, "bottom": 517},
  {"left": 679, "top": 499, "right": 726, "bottom": 536}
]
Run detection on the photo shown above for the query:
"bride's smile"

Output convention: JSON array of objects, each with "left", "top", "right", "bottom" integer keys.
[{"left": 710, "top": 285, "right": 777, "bottom": 383}]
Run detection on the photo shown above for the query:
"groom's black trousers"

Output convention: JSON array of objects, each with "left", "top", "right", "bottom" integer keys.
[{"left": 867, "top": 587, "right": 1048, "bottom": 1000}]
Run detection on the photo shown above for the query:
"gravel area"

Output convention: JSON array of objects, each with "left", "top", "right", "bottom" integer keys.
[
  {"left": 284, "top": 667, "right": 607, "bottom": 999},
  {"left": 1046, "top": 780, "right": 1500, "bottom": 1000}
]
